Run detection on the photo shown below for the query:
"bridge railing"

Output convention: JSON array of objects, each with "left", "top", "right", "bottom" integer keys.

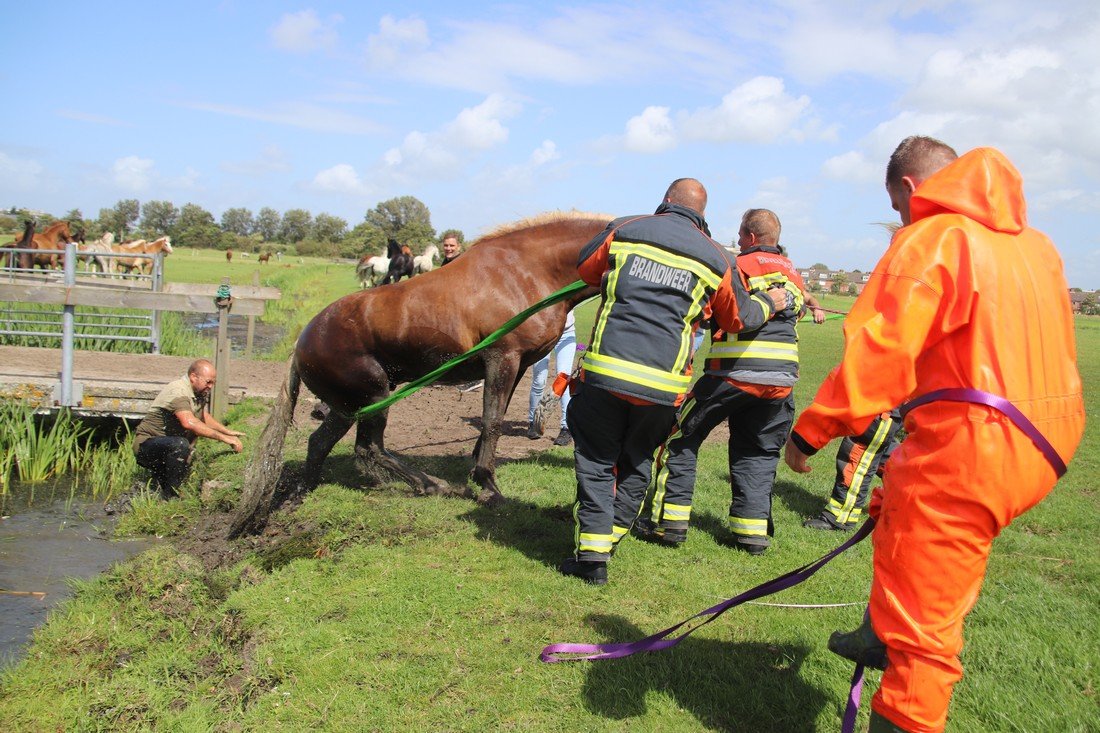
[{"left": 0, "top": 242, "right": 279, "bottom": 419}]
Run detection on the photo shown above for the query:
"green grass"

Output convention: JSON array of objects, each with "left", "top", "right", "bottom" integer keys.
[{"left": 0, "top": 289, "right": 1095, "bottom": 730}]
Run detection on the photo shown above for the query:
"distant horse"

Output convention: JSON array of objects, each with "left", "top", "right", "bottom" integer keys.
[
  {"left": 20, "top": 221, "right": 74, "bottom": 270},
  {"left": 112, "top": 236, "right": 173, "bottom": 277},
  {"left": 412, "top": 243, "right": 439, "bottom": 275},
  {"left": 78, "top": 232, "right": 115, "bottom": 273},
  {"left": 258, "top": 252, "right": 271, "bottom": 264},
  {"left": 226, "top": 249, "right": 233, "bottom": 263},
  {"left": 1, "top": 220, "right": 35, "bottom": 270},
  {"left": 356, "top": 253, "right": 389, "bottom": 288},
  {"left": 228, "top": 211, "right": 608, "bottom": 537},
  {"left": 381, "top": 239, "right": 414, "bottom": 285}
]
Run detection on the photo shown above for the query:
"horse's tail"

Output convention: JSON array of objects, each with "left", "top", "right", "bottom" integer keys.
[{"left": 227, "top": 354, "right": 302, "bottom": 539}]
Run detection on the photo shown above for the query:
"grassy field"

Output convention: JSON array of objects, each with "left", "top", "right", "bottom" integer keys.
[{"left": 0, "top": 262, "right": 1095, "bottom": 731}]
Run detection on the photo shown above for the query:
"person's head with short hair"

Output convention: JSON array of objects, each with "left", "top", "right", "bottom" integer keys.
[
  {"left": 663, "top": 178, "right": 707, "bottom": 216},
  {"left": 441, "top": 234, "right": 462, "bottom": 260},
  {"left": 187, "top": 358, "right": 216, "bottom": 398},
  {"left": 738, "top": 208, "right": 782, "bottom": 250},
  {"left": 885, "top": 136, "right": 959, "bottom": 226}
]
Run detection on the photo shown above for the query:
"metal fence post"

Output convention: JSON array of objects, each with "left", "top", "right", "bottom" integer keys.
[
  {"left": 211, "top": 276, "right": 231, "bottom": 421},
  {"left": 60, "top": 241, "right": 76, "bottom": 406},
  {"left": 150, "top": 252, "right": 164, "bottom": 353}
]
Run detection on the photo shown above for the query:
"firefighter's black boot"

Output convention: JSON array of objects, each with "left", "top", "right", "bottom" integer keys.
[
  {"left": 868, "top": 710, "right": 909, "bottom": 732},
  {"left": 558, "top": 557, "right": 607, "bottom": 585},
  {"left": 828, "top": 614, "right": 888, "bottom": 670}
]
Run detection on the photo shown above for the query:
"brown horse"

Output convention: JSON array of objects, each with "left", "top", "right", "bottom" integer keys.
[
  {"left": 112, "top": 236, "right": 173, "bottom": 276},
  {"left": 258, "top": 252, "right": 271, "bottom": 264},
  {"left": 226, "top": 249, "right": 233, "bottom": 263},
  {"left": 229, "top": 211, "right": 608, "bottom": 537},
  {"left": 1, "top": 220, "right": 35, "bottom": 269},
  {"left": 16, "top": 220, "right": 74, "bottom": 270}
]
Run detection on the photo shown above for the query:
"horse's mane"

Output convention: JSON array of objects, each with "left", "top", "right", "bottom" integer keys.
[{"left": 474, "top": 210, "right": 612, "bottom": 247}]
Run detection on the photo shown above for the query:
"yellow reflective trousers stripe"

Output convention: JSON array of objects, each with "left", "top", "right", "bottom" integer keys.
[{"left": 728, "top": 516, "right": 768, "bottom": 536}]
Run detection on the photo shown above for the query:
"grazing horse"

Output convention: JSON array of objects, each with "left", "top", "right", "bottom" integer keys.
[
  {"left": 228, "top": 211, "right": 608, "bottom": 537},
  {"left": 1, "top": 220, "right": 35, "bottom": 270},
  {"left": 413, "top": 243, "right": 439, "bottom": 275},
  {"left": 356, "top": 253, "right": 389, "bottom": 288},
  {"left": 381, "top": 239, "right": 414, "bottom": 284},
  {"left": 78, "top": 232, "right": 115, "bottom": 273},
  {"left": 226, "top": 249, "right": 233, "bottom": 263},
  {"left": 258, "top": 252, "right": 271, "bottom": 264},
  {"left": 112, "top": 236, "right": 173, "bottom": 277},
  {"left": 19, "top": 221, "right": 74, "bottom": 270}
]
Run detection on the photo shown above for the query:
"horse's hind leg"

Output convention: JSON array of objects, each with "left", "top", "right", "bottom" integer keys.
[
  {"left": 298, "top": 410, "right": 355, "bottom": 492},
  {"left": 469, "top": 352, "right": 523, "bottom": 505},
  {"left": 353, "top": 413, "right": 468, "bottom": 498}
]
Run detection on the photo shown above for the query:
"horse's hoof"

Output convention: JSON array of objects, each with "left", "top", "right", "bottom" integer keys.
[{"left": 476, "top": 488, "right": 504, "bottom": 507}]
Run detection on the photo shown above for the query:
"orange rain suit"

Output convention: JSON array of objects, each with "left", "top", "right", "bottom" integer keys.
[{"left": 790, "top": 148, "right": 1085, "bottom": 732}]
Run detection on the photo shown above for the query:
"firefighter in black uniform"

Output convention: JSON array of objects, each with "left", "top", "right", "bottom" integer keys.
[
  {"left": 560, "top": 180, "right": 788, "bottom": 585},
  {"left": 634, "top": 208, "right": 808, "bottom": 555},
  {"left": 803, "top": 409, "right": 902, "bottom": 530}
]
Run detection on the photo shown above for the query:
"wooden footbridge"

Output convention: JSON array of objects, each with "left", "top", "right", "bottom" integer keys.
[{"left": 1, "top": 243, "right": 282, "bottom": 419}]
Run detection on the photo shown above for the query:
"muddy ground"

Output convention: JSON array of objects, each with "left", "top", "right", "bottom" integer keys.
[{"left": 3, "top": 345, "right": 728, "bottom": 570}]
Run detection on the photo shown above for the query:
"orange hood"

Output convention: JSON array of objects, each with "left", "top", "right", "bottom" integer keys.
[{"left": 909, "top": 147, "right": 1027, "bottom": 234}]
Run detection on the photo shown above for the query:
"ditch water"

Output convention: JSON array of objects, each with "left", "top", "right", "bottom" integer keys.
[
  {"left": 0, "top": 478, "right": 158, "bottom": 669},
  {"left": 181, "top": 313, "right": 286, "bottom": 357}
]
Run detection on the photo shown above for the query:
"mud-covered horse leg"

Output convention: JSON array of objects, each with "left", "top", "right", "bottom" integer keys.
[
  {"left": 298, "top": 410, "right": 355, "bottom": 492},
  {"left": 351, "top": 410, "right": 462, "bottom": 497},
  {"left": 469, "top": 351, "right": 522, "bottom": 505}
]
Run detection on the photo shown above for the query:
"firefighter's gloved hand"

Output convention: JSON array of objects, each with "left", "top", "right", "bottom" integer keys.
[{"left": 768, "top": 284, "right": 797, "bottom": 312}]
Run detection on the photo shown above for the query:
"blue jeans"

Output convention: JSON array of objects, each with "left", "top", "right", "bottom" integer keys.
[{"left": 528, "top": 327, "right": 576, "bottom": 430}]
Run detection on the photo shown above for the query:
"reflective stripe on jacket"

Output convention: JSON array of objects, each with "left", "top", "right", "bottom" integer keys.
[
  {"left": 706, "top": 246, "right": 806, "bottom": 387},
  {"left": 577, "top": 203, "right": 774, "bottom": 405}
]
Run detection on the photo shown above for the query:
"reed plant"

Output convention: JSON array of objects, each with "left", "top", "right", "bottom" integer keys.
[{"left": 0, "top": 402, "right": 138, "bottom": 499}]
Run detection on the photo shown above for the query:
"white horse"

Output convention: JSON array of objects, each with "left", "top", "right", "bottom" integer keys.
[
  {"left": 78, "top": 232, "right": 115, "bottom": 274},
  {"left": 356, "top": 255, "right": 389, "bottom": 288},
  {"left": 412, "top": 244, "right": 439, "bottom": 275}
]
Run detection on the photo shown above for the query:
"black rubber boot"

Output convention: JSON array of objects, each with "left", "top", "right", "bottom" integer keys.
[
  {"left": 803, "top": 513, "right": 855, "bottom": 531},
  {"left": 558, "top": 558, "right": 608, "bottom": 585},
  {"left": 868, "top": 710, "right": 910, "bottom": 732},
  {"left": 633, "top": 517, "right": 687, "bottom": 547},
  {"left": 828, "top": 615, "right": 888, "bottom": 670}
]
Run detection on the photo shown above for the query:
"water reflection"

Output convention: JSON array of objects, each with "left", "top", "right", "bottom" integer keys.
[{"left": 0, "top": 477, "right": 158, "bottom": 668}]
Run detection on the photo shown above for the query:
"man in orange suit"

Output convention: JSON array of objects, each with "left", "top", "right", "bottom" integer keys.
[{"left": 785, "top": 136, "right": 1085, "bottom": 732}]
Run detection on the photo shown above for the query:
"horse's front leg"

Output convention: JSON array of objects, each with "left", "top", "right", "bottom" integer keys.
[{"left": 470, "top": 352, "right": 521, "bottom": 505}]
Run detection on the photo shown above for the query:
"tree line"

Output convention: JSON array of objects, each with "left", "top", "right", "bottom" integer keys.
[{"left": 2, "top": 195, "right": 463, "bottom": 260}]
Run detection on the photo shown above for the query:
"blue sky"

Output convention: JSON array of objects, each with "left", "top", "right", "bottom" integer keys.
[{"left": 4, "top": 1, "right": 1099, "bottom": 287}]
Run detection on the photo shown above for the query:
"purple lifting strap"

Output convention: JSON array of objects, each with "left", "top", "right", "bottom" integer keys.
[
  {"left": 539, "top": 518, "right": 875, "bottom": 663},
  {"left": 900, "top": 388, "right": 1067, "bottom": 477}
]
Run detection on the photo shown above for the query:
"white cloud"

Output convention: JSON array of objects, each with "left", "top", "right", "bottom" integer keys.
[
  {"left": 311, "top": 164, "right": 375, "bottom": 197},
  {"left": 624, "top": 107, "right": 676, "bottom": 154},
  {"left": 679, "top": 77, "right": 812, "bottom": 144},
  {"left": 270, "top": 10, "right": 341, "bottom": 54},
  {"left": 378, "top": 94, "right": 521, "bottom": 183},
  {"left": 821, "top": 150, "right": 880, "bottom": 184},
  {"left": 366, "top": 15, "right": 430, "bottom": 67},
  {"left": 111, "top": 156, "right": 155, "bottom": 191},
  {"left": 362, "top": 9, "right": 740, "bottom": 93},
  {"left": 530, "top": 140, "right": 560, "bottom": 166}
]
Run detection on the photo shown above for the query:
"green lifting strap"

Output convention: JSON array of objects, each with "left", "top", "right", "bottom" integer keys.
[{"left": 354, "top": 279, "right": 589, "bottom": 421}]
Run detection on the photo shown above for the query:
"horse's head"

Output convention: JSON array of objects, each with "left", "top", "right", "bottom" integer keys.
[
  {"left": 386, "top": 238, "right": 402, "bottom": 258},
  {"left": 158, "top": 236, "right": 173, "bottom": 253},
  {"left": 51, "top": 221, "right": 74, "bottom": 243}
]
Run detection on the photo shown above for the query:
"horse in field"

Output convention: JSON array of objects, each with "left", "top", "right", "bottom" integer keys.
[
  {"left": 356, "top": 253, "right": 389, "bottom": 288},
  {"left": 78, "top": 232, "right": 115, "bottom": 273},
  {"left": 17, "top": 220, "right": 74, "bottom": 270},
  {"left": 381, "top": 238, "right": 414, "bottom": 285},
  {"left": 226, "top": 249, "right": 233, "bottom": 263},
  {"left": 112, "top": 236, "right": 173, "bottom": 277},
  {"left": 258, "top": 252, "right": 271, "bottom": 264},
  {"left": 1, "top": 220, "right": 35, "bottom": 270},
  {"left": 228, "top": 211, "right": 608, "bottom": 537},
  {"left": 413, "top": 243, "right": 439, "bottom": 275}
]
